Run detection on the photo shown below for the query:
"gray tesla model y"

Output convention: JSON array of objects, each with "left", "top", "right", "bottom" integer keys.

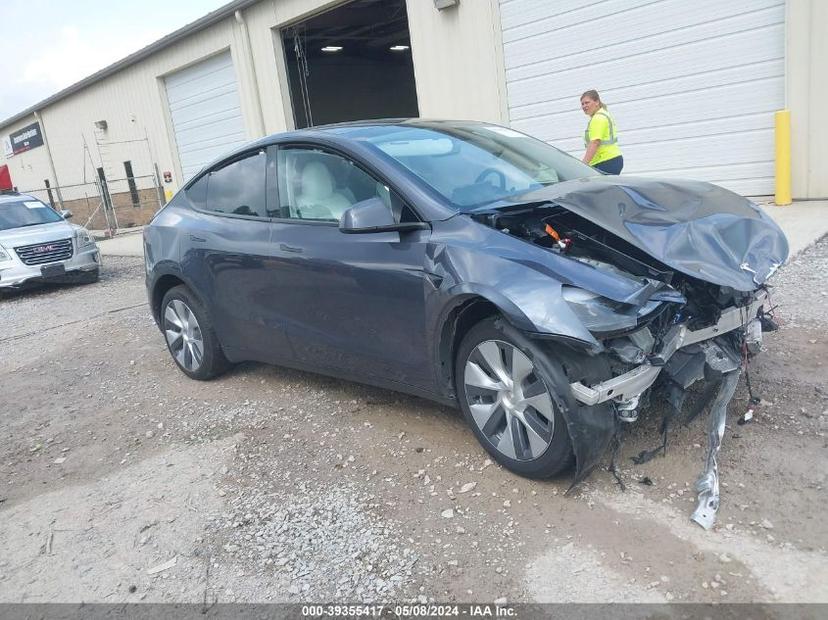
[{"left": 144, "top": 120, "right": 787, "bottom": 524}]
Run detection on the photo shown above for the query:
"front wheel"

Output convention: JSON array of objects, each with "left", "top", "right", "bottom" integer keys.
[
  {"left": 161, "top": 285, "right": 229, "bottom": 380},
  {"left": 455, "top": 317, "right": 574, "bottom": 478}
]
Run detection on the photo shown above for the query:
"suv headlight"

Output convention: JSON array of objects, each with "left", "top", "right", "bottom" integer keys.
[
  {"left": 562, "top": 286, "right": 652, "bottom": 333},
  {"left": 0, "top": 243, "right": 12, "bottom": 265},
  {"left": 74, "top": 227, "right": 95, "bottom": 248}
]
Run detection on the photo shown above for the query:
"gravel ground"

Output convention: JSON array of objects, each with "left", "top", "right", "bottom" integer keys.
[
  {"left": 1, "top": 244, "right": 826, "bottom": 604},
  {"left": 769, "top": 235, "right": 828, "bottom": 329}
]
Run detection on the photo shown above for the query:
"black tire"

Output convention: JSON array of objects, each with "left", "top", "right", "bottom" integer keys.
[
  {"left": 161, "top": 285, "right": 229, "bottom": 380},
  {"left": 454, "top": 316, "right": 575, "bottom": 479},
  {"left": 80, "top": 268, "right": 100, "bottom": 284}
]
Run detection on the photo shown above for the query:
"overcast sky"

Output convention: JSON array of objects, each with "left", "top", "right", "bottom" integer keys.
[{"left": 0, "top": 0, "right": 230, "bottom": 122}]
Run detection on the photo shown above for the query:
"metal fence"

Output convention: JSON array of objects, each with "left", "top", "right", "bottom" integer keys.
[{"left": 20, "top": 172, "right": 164, "bottom": 236}]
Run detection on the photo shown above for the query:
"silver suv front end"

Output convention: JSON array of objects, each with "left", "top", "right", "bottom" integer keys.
[{"left": 0, "top": 228, "right": 101, "bottom": 288}]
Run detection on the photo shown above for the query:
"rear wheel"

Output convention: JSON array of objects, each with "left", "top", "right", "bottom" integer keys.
[
  {"left": 455, "top": 317, "right": 574, "bottom": 478},
  {"left": 161, "top": 285, "right": 229, "bottom": 380}
]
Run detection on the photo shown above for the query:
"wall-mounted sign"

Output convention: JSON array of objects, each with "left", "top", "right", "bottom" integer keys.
[
  {"left": 8, "top": 122, "right": 44, "bottom": 155},
  {"left": 2, "top": 136, "right": 12, "bottom": 158}
]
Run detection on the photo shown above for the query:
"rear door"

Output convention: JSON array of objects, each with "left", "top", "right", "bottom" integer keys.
[
  {"left": 265, "top": 144, "right": 434, "bottom": 390},
  {"left": 179, "top": 149, "right": 292, "bottom": 359}
]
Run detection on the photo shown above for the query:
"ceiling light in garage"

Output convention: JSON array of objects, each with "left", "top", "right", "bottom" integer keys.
[
  {"left": 320, "top": 46, "right": 343, "bottom": 52},
  {"left": 389, "top": 45, "right": 410, "bottom": 51}
]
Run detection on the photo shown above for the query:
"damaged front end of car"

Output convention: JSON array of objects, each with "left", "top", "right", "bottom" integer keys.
[{"left": 468, "top": 177, "right": 788, "bottom": 529}]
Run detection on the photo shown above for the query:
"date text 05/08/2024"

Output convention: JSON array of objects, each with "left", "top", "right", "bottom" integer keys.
[{"left": 301, "top": 604, "right": 516, "bottom": 617}]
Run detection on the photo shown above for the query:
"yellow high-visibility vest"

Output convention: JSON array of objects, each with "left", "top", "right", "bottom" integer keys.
[{"left": 584, "top": 108, "right": 622, "bottom": 165}]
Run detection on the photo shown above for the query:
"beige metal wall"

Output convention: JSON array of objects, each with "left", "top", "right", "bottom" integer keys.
[
  {"left": 246, "top": 0, "right": 343, "bottom": 132},
  {"left": 406, "top": 0, "right": 508, "bottom": 124},
  {"left": 3, "top": 0, "right": 826, "bottom": 204},
  {"left": 2, "top": 0, "right": 823, "bottom": 201},
  {"left": 0, "top": 0, "right": 506, "bottom": 201},
  {"left": 0, "top": 1, "right": 336, "bottom": 198},
  {"left": 1, "top": 113, "right": 53, "bottom": 193},
  {"left": 245, "top": 0, "right": 508, "bottom": 130},
  {"left": 0, "top": 16, "right": 256, "bottom": 199},
  {"left": 787, "top": 0, "right": 828, "bottom": 199}
]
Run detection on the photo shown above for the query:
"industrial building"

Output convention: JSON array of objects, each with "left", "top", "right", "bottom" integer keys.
[{"left": 0, "top": 0, "right": 825, "bottom": 231}]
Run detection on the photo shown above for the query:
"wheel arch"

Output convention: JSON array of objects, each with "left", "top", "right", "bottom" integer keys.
[
  {"left": 434, "top": 293, "right": 520, "bottom": 401},
  {"left": 150, "top": 269, "right": 206, "bottom": 328},
  {"left": 152, "top": 274, "right": 185, "bottom": 326},
  {"left": 437, "top": 295, "right": 617, "bottom": 485},
  {"left": 434, "top": 281, "right": 595, "bottom": 401}
]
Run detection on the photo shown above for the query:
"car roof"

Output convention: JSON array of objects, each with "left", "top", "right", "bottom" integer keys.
[
  {"left": 0, "top": 192, "right": 37, "bottom": 204},
  {"left": 313, "top": 117, "right": 412, "bottom": 130},
  {"left": 245, "top": 118, "right": 492, "bottom": 146},
  {"left": 193, "top": 119, "right": 493, "bottom": 184},
  {"left": 310, "top": 117, "right": 489, "bottom": 136}
]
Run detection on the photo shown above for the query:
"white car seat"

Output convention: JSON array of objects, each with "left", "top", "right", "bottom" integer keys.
[{"left": 295, "top": 161, "right": 352, "bottom": 220}]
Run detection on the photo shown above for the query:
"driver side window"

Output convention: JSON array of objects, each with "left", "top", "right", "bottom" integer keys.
[{"left": 271, "top": 147, "right": 413, "bottom": 223}]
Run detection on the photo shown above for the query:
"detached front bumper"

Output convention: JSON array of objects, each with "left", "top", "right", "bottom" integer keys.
[
  {"left": 569, "top": 290, "right": 767, "bottom": 406},
  {"left": 0, "top": 243, "right": 101, "bottom": 288}
]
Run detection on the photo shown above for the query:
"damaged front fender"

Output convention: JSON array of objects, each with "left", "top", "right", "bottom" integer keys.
[
  {"left": 498, "top": 320, "right": 616, "bottom": 486},
  {"left": 425, "top": 240, "right": 602, "bottom": 349},
  {"left": 425, "top": 216, "right": 675, "bottom": 350}
]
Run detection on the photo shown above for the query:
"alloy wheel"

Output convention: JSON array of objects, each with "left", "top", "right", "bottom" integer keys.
[
  {"left": 463, "top": 340, "right": 556, "bottom": 461},
  {"left": 164, "top": 299, "right": 205, "bottom": 372}
]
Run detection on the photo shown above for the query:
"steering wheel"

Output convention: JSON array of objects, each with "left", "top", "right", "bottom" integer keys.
[{"left": 474, "top": 167, "right": 507, "bottom": 190}]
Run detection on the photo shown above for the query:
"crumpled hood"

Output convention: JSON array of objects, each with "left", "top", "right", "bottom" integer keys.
[{"left": 498, "top": 176, "right": 789, "bottom": 291}]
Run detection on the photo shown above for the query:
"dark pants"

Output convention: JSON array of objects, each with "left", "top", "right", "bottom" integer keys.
[{"left": 594, "top": 155, "right": 624, "bottom": 175}]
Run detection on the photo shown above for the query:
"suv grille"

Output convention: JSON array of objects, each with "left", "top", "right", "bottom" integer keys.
[{"left": 15, "top": 238, "right": 74, "bottom": 266}]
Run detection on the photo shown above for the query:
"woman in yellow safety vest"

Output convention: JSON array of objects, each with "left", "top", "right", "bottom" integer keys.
[{"left": 580, "top": 89, "right": 624, "bottom": 174}]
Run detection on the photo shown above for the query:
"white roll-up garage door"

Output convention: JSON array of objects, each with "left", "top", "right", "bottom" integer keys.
[
  {"left": 165, "top": 51, "right": 247, "bottom": 181},
  {"left": 499, "top": 0, "right": 785, "bottom": 196}
]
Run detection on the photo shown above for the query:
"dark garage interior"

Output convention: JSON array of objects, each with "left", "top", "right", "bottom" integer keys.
[{"left": 282, "top": 0, "right": 419, "bottom": 128}]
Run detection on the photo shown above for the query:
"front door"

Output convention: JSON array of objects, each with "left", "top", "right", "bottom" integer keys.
[
  {"left": 265, "top": 145, "right": 433, "bottom": 390},
  {"left": 179, "top": 149, "right": 292, "bottom": 360}
]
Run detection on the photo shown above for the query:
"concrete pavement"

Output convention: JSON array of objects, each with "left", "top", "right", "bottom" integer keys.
[
  {"left": 95, "top": 199, "right": 828, "bottom": 261},
  {"left": 759, "top": 199, "right": 828, "bottom": 259},
  {"left": 97, "top": 230, "right": 145, "bottom": 257}
]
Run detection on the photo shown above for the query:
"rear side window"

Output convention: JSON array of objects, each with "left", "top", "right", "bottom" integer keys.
[
  {"left": 185, "top": 175, "right": 208, "bottom": 210},
  {"left": 196, "top": 151, "right": 268, "bottom": 218}
]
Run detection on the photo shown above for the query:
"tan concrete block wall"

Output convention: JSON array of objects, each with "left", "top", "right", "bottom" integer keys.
[
  {"left": 60, "top": 195, "right": 109, "bottom": 230},
  {"left": 110, "top": 188, "right": 163, "bottom": 228},
  {"left": 62, "top": 187, "right": 160, "bottom": 230}
]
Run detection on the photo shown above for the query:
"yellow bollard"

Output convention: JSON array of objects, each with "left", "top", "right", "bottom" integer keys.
[{"left": 775, "top": 110, "right": 792, "bottom": 205}]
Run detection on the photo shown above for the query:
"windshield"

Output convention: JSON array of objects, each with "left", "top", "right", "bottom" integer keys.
[
  {"left": 358, "top": 123, "right": 600, "bottom": 209},
  {"left": 0, "top": 199, "right": 63, "bottom": 231}
]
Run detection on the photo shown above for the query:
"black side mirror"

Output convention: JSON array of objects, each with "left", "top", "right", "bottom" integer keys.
[
  {"left": 60, "top": 209, "right": 73, "bottom": 220},
  {"left": 339, "top": 197, "right": 429, "bottom": 234}
]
